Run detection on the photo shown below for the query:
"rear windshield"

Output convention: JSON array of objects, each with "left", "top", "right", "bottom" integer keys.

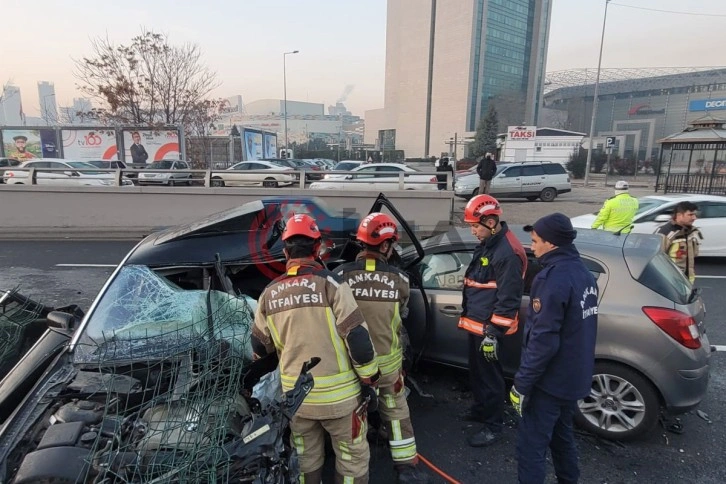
[
  {"left": 636, "top": 197, "right": 669, "bottom": 216},
  {"left": 637, "top": 252, "right": 692, "bottom": 304}
]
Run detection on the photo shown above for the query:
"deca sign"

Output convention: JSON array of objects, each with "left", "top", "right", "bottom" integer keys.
[
  {"left": 507, "top": 126, "right": 536, "bottom": 142},
  {"left": 689, "top": 98, "right": 726, "bottom": 112}
]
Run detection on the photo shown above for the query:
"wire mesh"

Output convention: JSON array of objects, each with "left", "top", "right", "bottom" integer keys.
[{"left": 0, "top": 287, "right": 47, "bottom": 379}]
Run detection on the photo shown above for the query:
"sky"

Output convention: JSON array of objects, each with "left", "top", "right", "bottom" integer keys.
[{"left": 2, "top": 0, "right": 725, "bottom": 118}]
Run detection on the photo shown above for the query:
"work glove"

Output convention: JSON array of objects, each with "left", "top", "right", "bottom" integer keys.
[
  {"left": 510, "top": 386, "right": 527, "bottom": 417},
  {"left": 361, "top": 384, "right": 379, "bottom": 412},
  {"left": 480, "top": 334, "right": 499, "bottom": 362}
]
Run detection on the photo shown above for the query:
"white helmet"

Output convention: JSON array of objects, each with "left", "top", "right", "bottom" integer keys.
[{"left": 614, "top": 180, "right": 629, "bottom": 191}]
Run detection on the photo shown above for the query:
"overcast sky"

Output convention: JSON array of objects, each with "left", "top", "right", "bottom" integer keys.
[{"left": 2, "top": 0, "right": 725, "bottom": 117}]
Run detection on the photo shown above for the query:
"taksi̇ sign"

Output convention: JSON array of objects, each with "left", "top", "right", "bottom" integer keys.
[
  {"left": 507, "top": 126, "right": 536, "bottom": 140},
  {"left": 689, "top": 98, "right": 726, "bottom": 112}
]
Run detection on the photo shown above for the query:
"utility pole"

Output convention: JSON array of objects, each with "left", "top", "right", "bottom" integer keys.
[{"left": 283, "top": 50, "right": 299, "bottom": 153}]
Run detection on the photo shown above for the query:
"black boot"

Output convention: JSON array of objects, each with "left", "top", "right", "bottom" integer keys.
[{"left": 397, "top": 464, "right": 432, "bottom": 483}]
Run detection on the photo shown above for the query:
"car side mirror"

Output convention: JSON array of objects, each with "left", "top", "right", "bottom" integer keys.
[
  {"left": 654, "top": 214, "right": 671, "bottom": 223},
  {"left": 47, "top": 311, "right": 77, "bottom": 330}
]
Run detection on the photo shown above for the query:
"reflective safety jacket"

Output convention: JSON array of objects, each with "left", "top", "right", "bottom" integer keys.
[
  {"left": 335, "top": 251, "right": 411, "bottom": 377},
  {"left": 591, "top": 192, "right": 639, "bottom": 233},
  {"left": 253, "top": 258, "right": 379, "bottom": 420},
  {"left": 656, "top": 221, "right": 702, "bottom": 283},
  {"left": 514, "top": 244, "right": 598, "bottom": 400},
  {"left": 459, "top": 222, "right": 527, "bottom": 337}
]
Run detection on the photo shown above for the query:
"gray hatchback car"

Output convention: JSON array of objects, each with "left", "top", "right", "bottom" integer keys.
[{"left": 402, "top": 226, "right": 710, "bottom": 441}]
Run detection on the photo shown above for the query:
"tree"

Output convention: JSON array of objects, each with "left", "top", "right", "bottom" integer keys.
[
  {"left": 471, "top": 105, "right": 499, "bottom": 157},
  {"left": 73, "top": 29, "right": 219, "bottom": 128}
]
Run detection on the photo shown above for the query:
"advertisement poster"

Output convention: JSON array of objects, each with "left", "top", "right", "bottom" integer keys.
[
  {"left": 244, "top": 130, "right": 263, "bottom": 161},
  {"left": 61, "top": 129, "right": 118, "bottom": 160},
  {"left": 1, "top": 128, "right": 58, "bottom": 160},
  {"left": 263, "top": 133, "right": 278, "bottom": 159},
  {"left": 122, "top": 129, "right": 180, "bottom": 165}
]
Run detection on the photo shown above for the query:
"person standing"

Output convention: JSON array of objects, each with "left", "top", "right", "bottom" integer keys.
[
  {"left": 129, "top": 131, "right": 149, "bottom": 165},
  {"left": 436, "top": 157, "right": 454, "bottom": 190},
  {"left": 512, "top": 213, "right": 598, "bottom": 484},
  {"left": 590, "top": 180, "right": 639, "bottom": 233},
  {"left": 476, "top": 152, "right": 496, "bottom": 195},
  {"left": 252, "top": 214, "right": 380, "bottom": 484},
  {"left": 335, "top": 213, "right": 430, "bottom": 483},
  {"left": 459, "top": 194, "right": 527, "bottom": 447},
  {"left": 656, "top": 201, "right": 702, "bottom": 283}
]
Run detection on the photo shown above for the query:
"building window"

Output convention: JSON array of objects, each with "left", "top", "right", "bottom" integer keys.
[{"left": 536, "top": 146, "right": 542, "bottom": 152}]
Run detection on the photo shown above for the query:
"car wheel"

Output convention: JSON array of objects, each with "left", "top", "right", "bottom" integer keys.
[
  {"left": 169, "top": 180, "right": 176, "bottom": 187},
  {"left": 526, "top": 196, "right": 538, "bottom": 202},
  {"left": 575, "top": 362, "right": 660, "bottom": 441},
  {"left": 539, "top": 187, "right": 557, "bottom": 202},
  {"left": 471, "top": 188, "right": 479, "bottom": 197},
  {"left": 263, "top": 178, "right": 279, "bottom": 188},
  {"left": 211, "top": 177, "right": 225, "bottom": 188}
]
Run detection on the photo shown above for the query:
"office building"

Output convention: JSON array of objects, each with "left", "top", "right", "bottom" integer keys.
[
  {"left": 0, "top": 85, "right": 24, "bottom": 125},
  {"left": 365, "top": 0, "right": 552, "bottom": 158},
  {"left": 37, "top": 81, "right": 58, "bottom": 124}
]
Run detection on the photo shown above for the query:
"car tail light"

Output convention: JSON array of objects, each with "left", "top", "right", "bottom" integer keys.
[
  {"left": 430, "top": 176, "right": 437, "bottom": 182},
  {"left": 642, "top": 306, "right": 701, "bottom": 349},
  {"left": 5, "top": 172, "right": 13, "bottom": 177}
]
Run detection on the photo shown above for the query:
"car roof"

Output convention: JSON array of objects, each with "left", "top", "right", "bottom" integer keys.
[{"left": 641, "top": 194, "right": 726, "bottom": 202}]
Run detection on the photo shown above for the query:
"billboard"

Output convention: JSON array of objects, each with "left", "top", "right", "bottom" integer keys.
[
  {"left": 244, "top": 129, "right": 263, "bottom": 161},
  {"left": 263, "top": 133, "right": 278, "bottom": 159},
  {"left": 61, "top": 129, "right": 118, "bottom": 160},
  {"left": 1, "top": 128, "right": 58, "bottom": 160},
  {"left": 689, "top": 98, "right": 726, "bottom": 112},
  {"left": 122, "top": 129, "right": 180, "bottom": 165}
]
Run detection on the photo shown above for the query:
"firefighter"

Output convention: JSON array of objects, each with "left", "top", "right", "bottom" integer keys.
[
  {"left": 459, "top": 194, "right": 527, "bottom": 447},
  {"left": 591, "top": 180, "right": 639, "bottom": 233},
  {"left": 335, "top": 213, "right": 430, "bottom": 483},
  {"left": 252, "top": 213, "right": 380, "bottom": 484}
]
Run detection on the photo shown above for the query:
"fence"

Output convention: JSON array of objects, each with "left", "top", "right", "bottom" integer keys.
[{"left": 657, "top": 173, "right": 726, "bottom": 195}]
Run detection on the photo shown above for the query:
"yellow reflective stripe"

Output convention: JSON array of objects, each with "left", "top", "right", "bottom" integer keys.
[
  {"left": 366, "top": 258, "right": 376, "bottom": 271},
  {"left": 383, "top": 394, "right": 396, "bottom": 409},
  {"left": 390, "top": 441, "right": 418, "bottom": 461},
  {"left": 281, "top": 369, "right": 357, "bottom": 388},
  {"left": 288, "top": 266, "right": 299, "bottom": 275},
  {"left": 378, "top": 351, "right": 403, "bottom": 376},
  {"left": 292, "top": 432, "right": 305, "bottom": 455},
  {"left": 344, "top": 476, "right": 355, "bottom": 484},
  {"left": 391, "top": 419, "right": 403, "bottom": 441},
  {"left": 266, "top": 315, "right": 283, "bottom": 351},
  {"left": 339, "top": 441, "right": 352, "bottom": 461},
  {"left": 354, "top": 359, "right": 379, "bottom": 379},
  {"left": 391, "top": 301, "right": 400, "bottom": 352},
  {"left": 326, "top": 307, "right": 350, "bottom": 372},
  {"left": 297, "top": 382, "right": 361, "bottom": 405}
]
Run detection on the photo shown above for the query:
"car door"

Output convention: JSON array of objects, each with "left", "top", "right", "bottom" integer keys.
[
  {"left": 520, "top": 164, "right": 546, "bottom": 196},
  {"left": 348, "top": 166, "right": 378, "bottom": 189},
  {"left": 697, "top": 201, "right": 726, "bottom": 256},
  {"left": 225, "top": 162, "right": 249, "bottom": 186},
  {"left": 46, "top": 161, "right": 75, "bottom": 185},
  {"left": 373, "top": 165, "right": 404, "bottom": 190},
  {"left": 490, "top": 165, "right": 522, "bottom": 197}
]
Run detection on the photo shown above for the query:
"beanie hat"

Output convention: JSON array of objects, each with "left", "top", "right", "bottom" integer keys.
[{"left": 524, "top": 213, "right": 577, "bottom": 247}]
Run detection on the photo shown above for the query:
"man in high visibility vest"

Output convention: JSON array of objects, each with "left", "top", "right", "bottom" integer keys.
[
  {"left": 252, "top": 213, "right": 380, "bottom": 484},
  {"left": 335, "top": 213, "right": 430, "bottom": 483},
  {"left": 591, "top": 181, "right": 639, "bottom": 233}
]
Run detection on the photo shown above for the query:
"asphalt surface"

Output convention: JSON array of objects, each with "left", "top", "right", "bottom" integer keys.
[{"left": 2, "top": 189, "right": 725, "bottom": 484}]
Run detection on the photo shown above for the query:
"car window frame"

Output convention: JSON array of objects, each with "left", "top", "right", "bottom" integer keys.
[{"left": 521, "top": 165, "right": 545, "bottom": 177}]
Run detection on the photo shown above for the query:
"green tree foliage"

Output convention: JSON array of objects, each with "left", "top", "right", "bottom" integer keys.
[{"left": 471, "top": 105, "right": 499, "bottom": 157}]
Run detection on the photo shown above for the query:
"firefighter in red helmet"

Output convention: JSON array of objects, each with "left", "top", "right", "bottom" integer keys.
[
  {"left": 252, "top": 213, "right": 379, "bottom": 483},
  {"left": 459, "top": 195, "right": 527, "bottom": 447},
  {"left": 335, "top": 213, "right": 431, "bottom": 483}
]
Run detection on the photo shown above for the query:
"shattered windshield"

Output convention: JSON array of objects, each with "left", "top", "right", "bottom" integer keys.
[{"left": 74, "top": 265, "right": 255, "bottom": 364}]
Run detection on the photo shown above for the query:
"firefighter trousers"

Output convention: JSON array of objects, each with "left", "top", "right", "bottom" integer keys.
[
  {"left": 468, "top": 332, "right": 505, "bottom": 433},
  {"left": 378, "top": 370, "right": 418, "bottom": 466},
  {"left": 291, "top": 410, "right": 370, "bottom": 483}
]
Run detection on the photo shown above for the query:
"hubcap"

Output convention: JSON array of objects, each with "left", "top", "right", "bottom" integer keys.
[{"left": 578, "top": 373, "right": 646, "bottom": 433}]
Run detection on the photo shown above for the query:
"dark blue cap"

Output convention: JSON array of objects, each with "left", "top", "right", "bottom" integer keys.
[{"left": 524, "top": 213, "right": 577, "bottom": 247}]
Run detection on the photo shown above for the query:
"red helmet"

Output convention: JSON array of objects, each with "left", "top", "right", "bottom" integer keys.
[
  {"left": 356, "top": 212, "right": 399, "bottom": 245},
  {"left": 464, "top": 194, "right": 502, "bottom": 223},
  {"left": 282, "top": 213, "right": 321, "bottom": 241}
]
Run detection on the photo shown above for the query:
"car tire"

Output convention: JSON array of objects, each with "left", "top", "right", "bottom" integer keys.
[
  {"left": 575, "top": 361, "right": 660, "bottom": 441},
  {"left": 263, "top": 178, "right": 279, "bottom": 188},
  {"left": 211, "top": 177, "right": 225, "bottom": 188},
  {"left": 539, "top": 187, "right": 557, "bottom": 202},
  {"left": 526, "top": 196, "right": 538, "bottom": 202},
  {"left": 169, "top": 180, "right": 176, "bottom": 187},
  {"left": 471, "top": 188, "right": 479, "bottom": 197}
]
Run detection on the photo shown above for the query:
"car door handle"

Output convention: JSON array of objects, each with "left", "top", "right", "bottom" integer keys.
[{"left": 440, "top": 306, "right": 462, "bottom": 316}]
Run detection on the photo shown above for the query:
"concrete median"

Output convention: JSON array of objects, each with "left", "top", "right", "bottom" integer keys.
[{"left": 0, "top": 185, "right": 454, "bottom": 240}]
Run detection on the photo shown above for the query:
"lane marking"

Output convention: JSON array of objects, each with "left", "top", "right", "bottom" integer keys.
[
  {"left": 55, "top": 264, "right": 117, "bottom": 268},
  {"left": 696, "top": 275, "right": 726, "bottom": 279},
  {"left": 712, "top": 345, "right": 726, "bottom": 352}
]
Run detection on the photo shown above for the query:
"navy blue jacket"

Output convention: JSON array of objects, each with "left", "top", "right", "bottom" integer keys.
[
  {"left": 459, "top": 222, "right": 526, "bottom": 337},
  {"left": 514, "top": 244, "right": 598, "bottom": 400}
]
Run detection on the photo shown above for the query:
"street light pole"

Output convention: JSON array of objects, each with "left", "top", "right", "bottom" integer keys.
[
  {"left": 283, "top": 50, "right": 299, "bottom": 155},
  {"left": 584, "top": 0, "right": 611, "bottom": 186}
]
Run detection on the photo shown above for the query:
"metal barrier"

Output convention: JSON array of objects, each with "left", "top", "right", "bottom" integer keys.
[{"left": 658, "top": 173, "right": 726, "bottom": 195}]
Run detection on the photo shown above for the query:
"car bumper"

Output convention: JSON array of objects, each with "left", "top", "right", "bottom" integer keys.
[
  {"left": 662, "top": 335, "right": 712, "bottom": 414},
  {"left": 455, "top": 186, "right": 476, "bottom": 197},
  {"left": 558, "top": 188, "right": 572, "bottom": 194}
]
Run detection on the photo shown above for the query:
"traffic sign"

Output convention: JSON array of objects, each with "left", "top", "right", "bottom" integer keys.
[{"left": 605, "top": 136, "right": 616, "bottom": 148}]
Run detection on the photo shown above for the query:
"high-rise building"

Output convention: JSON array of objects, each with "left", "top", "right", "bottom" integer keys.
[
  {"left": 365, "top": 0, "right": 552, "bottom": 158},
  {"left": 59, "top": 98, "right": 95, "bottom": 125},
  {"left": 37, "top": 81, "right": 58, "bottom": 124},
  {"left": 0, "top": 85, "right": 24, "bottom": 126}
]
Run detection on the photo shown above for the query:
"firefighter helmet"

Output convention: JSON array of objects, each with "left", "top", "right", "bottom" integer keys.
[
  {"left": 356, "top": 212, "right": 399, "bottom": 245},
  {"left": 463, "top": 194, "right": 502, "bottom": 223},
  {"left": 282, "top": 213, "right": 321, "bottom": 241}
]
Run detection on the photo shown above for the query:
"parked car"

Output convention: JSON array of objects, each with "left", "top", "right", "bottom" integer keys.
[
  {"left": 264, "top": 158, "right": 320, "bottom": 181},
  {"left": 325, "top": 160, "right": 363, "bottom": 179},
  {"left": 454, "top": 161, "right": 571, "bottom": 202},
  {"left": 137, "top": 159, "right": 193, "bottom": 186},
  {"left": 0, "top": 158, "right": 21, "bottom": 183},
  {"left": 310, "top": 163, "right": 437, "bottom": 191},
  {"left": 570, "top": 194, "right": 726, "bottom": 258},
  {"left": 3, "top": 159, "right": 134, "bottom": 186},
  {"left": 210, "top": 160, "right": 296, "bottom": 188}
]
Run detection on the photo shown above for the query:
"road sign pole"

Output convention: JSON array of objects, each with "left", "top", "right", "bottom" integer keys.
[{"left": 605, "top": 147, "right": 612, "bottom": 186}]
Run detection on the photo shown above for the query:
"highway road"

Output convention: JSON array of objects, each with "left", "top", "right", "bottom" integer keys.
[{"left": 1, "top": 239, "right": 725, "bottom": 483}]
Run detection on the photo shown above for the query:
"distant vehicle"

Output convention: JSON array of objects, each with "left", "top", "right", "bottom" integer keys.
[
  {"left": 210, "top": 160, "right": 296, "bottom": 188},
  {"left": 3, "top": 159, "right": 133, "bottom": 187},
  {"left": 137, "top": 159, "right": 193, "bottom": 186},
  {"left": 264, "top": 158, "right": 320, "bottom": 181},
  {"left": 84, "top": 160, "right": 136, "bottom": 179},
  {"left": 571, "top": 194, "right": 726, "bottom": 257},
  {"left": 454, "top": 161, "right": 571, "bottom": 202},
  {"left": 0, "top": 158, "right": 21, "bottom": 184},
  {"left": 309, "top": 162, "right": 437, "bottom": 191}
]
